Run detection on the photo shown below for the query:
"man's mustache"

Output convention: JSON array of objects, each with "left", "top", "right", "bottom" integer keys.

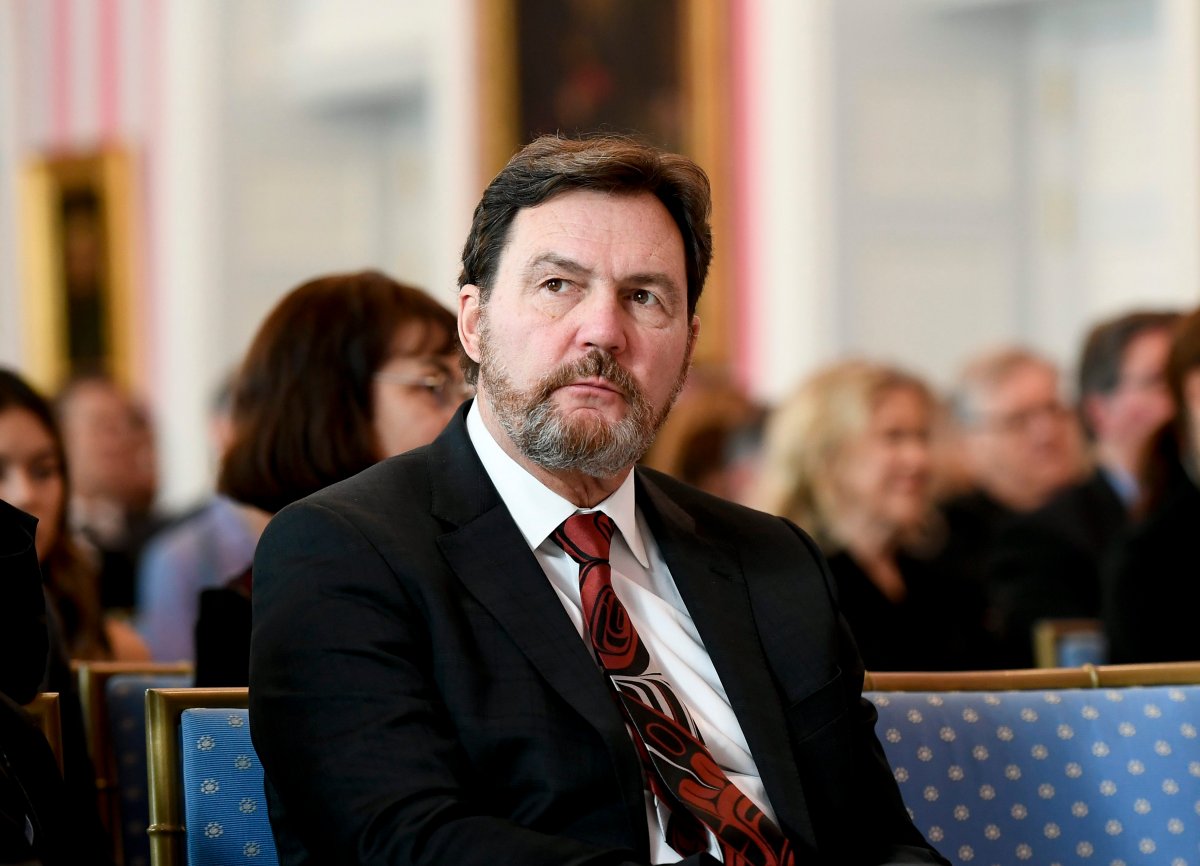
[{"left": 533, "top": 351, "right": 642, "bottom": 405}]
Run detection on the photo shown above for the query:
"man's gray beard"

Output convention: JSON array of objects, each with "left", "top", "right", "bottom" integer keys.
[{"left": 479, "top": 336, "right": 689, "bottom": 479}]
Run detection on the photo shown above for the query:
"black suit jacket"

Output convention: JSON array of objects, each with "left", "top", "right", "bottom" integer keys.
[
  {"left": 986, "top": 470, "right": 1126, "bottom": 667},
  {"left": 249, "top": 407, "right": 945, "bottom": 865}
]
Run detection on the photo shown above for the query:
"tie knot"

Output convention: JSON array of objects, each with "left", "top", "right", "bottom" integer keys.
[{"left": 553, "top": 512, "right": 616, "bottom": 565}]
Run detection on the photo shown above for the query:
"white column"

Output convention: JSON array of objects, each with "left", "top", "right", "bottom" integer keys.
[
  {"left": 1160, "top": 0, "right": 1200, "bottom": 307},
  {"left": 741, "top": 0, "right": 837, "bottom": 404},
  {"left": 427, "top": 0, "right": 478, "bottom": 305},
  {"left": 152, "top": 0, "right": 219, "bottom": 509}
]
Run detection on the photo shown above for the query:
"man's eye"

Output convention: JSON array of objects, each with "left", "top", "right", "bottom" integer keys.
[
  {"left": 544, "top": 278, "right": 565, "bottom": 292},
  {"left": 631, "top": 289, "right": 659, "bottom": 306}
]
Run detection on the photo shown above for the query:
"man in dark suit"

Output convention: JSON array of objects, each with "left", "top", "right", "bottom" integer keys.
[
  {"left": 987, "top": 310, "right": 1177, "bottom": 666},
  {"left": 250, "top": 136, "right": 946, "bottom": 865}
]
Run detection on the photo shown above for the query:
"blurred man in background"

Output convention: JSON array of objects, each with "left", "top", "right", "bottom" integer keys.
[{"left": 987, "top": 310, "right": 1177, "bottom": 666}]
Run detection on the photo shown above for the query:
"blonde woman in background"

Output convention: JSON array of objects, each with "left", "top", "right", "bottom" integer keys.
[{"left": 752, "top": 360, "right": 993, "bottom": 671}]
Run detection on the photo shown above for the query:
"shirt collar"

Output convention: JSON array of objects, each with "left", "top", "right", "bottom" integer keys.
[
  {"left": 466, "top": 400, "right": 650, "bottom": 566},
  {"left": 1099, "top": 464, "right": 1139, "bottom": 508}
]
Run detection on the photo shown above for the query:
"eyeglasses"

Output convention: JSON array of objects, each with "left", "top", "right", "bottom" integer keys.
[
  {"left": 978, "top": 401, "right": 1071, "bottom": 435},
  {"left": 373, "top": 370, "right": 475, "bottom": 407}
]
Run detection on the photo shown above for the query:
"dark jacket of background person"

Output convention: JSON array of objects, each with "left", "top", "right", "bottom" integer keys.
[
  {"left": 0, "top": 500, "right": 110, "bottom": 866},
  {"left": 827, "top": 549, "right": 994, "bottom": 672},
  {"left": 0, "top": 500, "right": 48, "bottom": 705},
  {"left": 1103, "top": 468, "right": 1200, "bottom": 663},
  {"left": 193, "top": 270, "right": 461, "bottom": 686},
  {"left": 985, "top": 311, "right": 1176, "bottom": 667},
  {"left": 250, "top": 409, "right": 943, "bottom": 866},
  {"left": 986, "top": 469, "right": 1126, "bottom": 667}
]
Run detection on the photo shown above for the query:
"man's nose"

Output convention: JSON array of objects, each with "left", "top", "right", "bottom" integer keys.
[{"left": 575, "top": 290, "right": 627, "bottom": 355}]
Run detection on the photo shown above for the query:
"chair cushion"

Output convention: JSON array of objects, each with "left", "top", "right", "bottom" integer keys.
[
  {"left": 867, "top": 686, "right": 1200, "bottom": 866},
  {"left": 180, "top": 708, "right": 277, "bottom": 865}
]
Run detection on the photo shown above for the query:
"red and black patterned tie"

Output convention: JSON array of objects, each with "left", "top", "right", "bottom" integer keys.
[{"left": 553, "top": 512, "right": 795, "bottom": 866}]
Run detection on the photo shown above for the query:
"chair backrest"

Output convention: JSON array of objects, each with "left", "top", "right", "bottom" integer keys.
[
  {"left": 866, "top": 662, "right": 1200, "bottom": 866},
  {"left": 22, "top": 692, "right": 63, "bottom": 773},
  {"left": 105, "top": 671, "right": 193, "bottom": 866},
  {"left": 179, "top": 708, "right": 277, "bottom": 865},
  {"left": 146, "top": 687, "right": 277, "bottom": 866},
  {"left": 1032, "top": 618, "right": 1107, "bottom": 669}
]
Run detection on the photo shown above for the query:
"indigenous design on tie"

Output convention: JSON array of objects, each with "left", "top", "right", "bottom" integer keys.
[{"left": 553, "top": 511, "right": 795, "bottom": 866}]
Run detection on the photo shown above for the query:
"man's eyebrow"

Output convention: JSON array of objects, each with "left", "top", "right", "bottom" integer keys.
[
  {"left": 522, "top": 254, "right": 683, "bottom": 298},
  {"left": 522, "top": 253, "right": 592, "bottom": 279},
  {"left": 624, "top": 271, "right": 682, "bottom": 295}
]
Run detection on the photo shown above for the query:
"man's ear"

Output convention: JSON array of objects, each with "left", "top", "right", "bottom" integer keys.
[
  {"left": 686, "top": 315, "right": 701, "bottom": 361},
  {"left": 459, "top": 285, "right": 483, "bottom": 364}
]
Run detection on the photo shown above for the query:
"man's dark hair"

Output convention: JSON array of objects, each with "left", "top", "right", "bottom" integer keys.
[
  {"left": 218, "top": 270, "right": 457, "bottom": 514},
  {"left": 458, "top": 134, "right": 713, "bottom": 384}
]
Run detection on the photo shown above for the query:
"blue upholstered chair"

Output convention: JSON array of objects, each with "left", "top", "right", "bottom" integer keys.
[
  {"left": 179, "top": 708, "right": 277, "bottom": 864},
  {"left": 866, "top": 664, "right": 1200, "bottom": 866},
  {"left": 106, "top": 672, "right": 193, "bottom": 866},
  {"left": 1033, "top": 619, "right": 1108, "bottom": 669},
  {"left": 146, "top": 687, "right": 277, "bottom": 866},
  {"left": 76, "top": 660, "right": 192, "bottom": 866}
]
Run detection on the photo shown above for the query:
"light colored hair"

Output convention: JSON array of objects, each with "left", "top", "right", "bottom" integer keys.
[
  {"left": 950, "top": 346, "right": 1058, "bottom": 426},
  {"left": 752, "top": 359, "right": 934, "bottom": 551}
]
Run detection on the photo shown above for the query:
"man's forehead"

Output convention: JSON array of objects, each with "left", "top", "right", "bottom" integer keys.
[
  {"left": 987, "top": 364, "right": 1058, "bottom": 405},
  {"left": 503, "top": 191, "right": 683, "bottom": 263}
]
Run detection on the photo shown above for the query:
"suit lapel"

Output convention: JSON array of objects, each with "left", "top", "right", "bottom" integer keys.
[
  {"left": 637, "top": 471, "right": 817, "bottom": 852},
  {"left": 429, "top": 408, "right": 648, "bottom": 853}
]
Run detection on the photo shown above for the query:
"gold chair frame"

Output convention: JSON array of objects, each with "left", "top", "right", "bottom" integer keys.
[
  {"left": 864, "top": 660, "right": 1200, "bottom": 692},
  {"left": 76, "top": 660, "right": 193, "bottom": 862},
  {"left": 23, "top": 692, "right": 63, "bottom": 773},
  {"left": 146, "top": 687, "right": 249, "bottom": 866}
]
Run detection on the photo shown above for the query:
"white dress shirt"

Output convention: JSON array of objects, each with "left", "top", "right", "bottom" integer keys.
[{"left": 466, "top": 402, "right": 777, "bottom": 862}]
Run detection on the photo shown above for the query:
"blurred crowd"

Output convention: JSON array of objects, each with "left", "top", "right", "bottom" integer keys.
[
  {"left": 6, "top": 264, "right": 1200, "bottom": 859},
  {"left": 4, "top": 283, "right": 1199, "bottom": 695}
]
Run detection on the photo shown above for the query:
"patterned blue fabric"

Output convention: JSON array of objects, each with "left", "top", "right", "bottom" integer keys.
[
  {"left": 1057, "top": 633, "right": 1107, "bottom": 668},
  {"left": 106, "top": 672, "right": 192, "bottom": 866},
  {"left": 180, "top": 708, "right": 278, "bottom": 865},
  {"left": 867, "top": 686, "right": 1200, "bottom": 866}
]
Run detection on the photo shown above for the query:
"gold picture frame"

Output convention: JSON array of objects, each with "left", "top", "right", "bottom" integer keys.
[
  {"left": 477, "top": 0, "right": 734, "bottom": 367},
  {"left": 19, "top": 149, "right": 142, "bottom": 394}
]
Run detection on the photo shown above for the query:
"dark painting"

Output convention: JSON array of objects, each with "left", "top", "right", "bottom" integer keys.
[{"left": 515, "top": 0, "right": 684, "bottom": 151}]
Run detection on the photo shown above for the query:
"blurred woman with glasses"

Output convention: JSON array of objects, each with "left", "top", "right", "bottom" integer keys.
[{"left": 192, "top": 270, "right": 465, "bottom": 685}]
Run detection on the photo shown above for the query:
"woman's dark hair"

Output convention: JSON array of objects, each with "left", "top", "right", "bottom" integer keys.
[
  {"left": 218, "top": 270, "right": 456, "bottom": 514},
  {"left": 0, "top": 368, "right": 109, "bottom": 658},
  {"left": 1137, "top": 308, "right": 1200, "bottom": 514},
  {"left": 458, "top": 134, "right": 713, "bottom": 385}
]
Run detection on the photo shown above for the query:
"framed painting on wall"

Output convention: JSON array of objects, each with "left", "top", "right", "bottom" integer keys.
[
  {"left": 18, "top": 149, "right": 141, "bottom": 393},
  {"left": 478, "top": 0, "right": 734, "bottom": 368}
]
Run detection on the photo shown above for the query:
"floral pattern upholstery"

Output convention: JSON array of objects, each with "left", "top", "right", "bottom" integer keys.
[
  {"left": 866, "top": 686, "right": 1200, "bottom": 866},
  {"left": 180, "top": 708, "right": 278, "bottom": 864}
]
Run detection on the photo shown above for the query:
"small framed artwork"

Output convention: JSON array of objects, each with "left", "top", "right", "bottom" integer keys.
[
  {"left": 19, "top": 149, "right": 141, "bottom": 393},
  {"left": 478, "top": 0, "right": 734, "bottom": 367}
]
